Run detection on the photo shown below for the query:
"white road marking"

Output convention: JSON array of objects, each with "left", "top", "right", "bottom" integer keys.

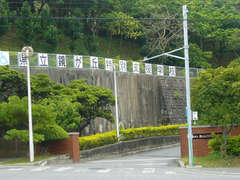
[
  {"left": 54, "top": 167, "right": 73, "bottom": 172},
  {"left": 142, "top": 168, "right": 155, "bottom": 174},
  {"left": 8, "top": 168, "right": 23, "bottom": 171},
  {"left": 137, "top": 162, "right": 168, "bottom": 166},
  {"left": 97, "top": 168, "right": 111, "bottom": 173},
  {"left": 165, "top": 171, "right": 176, "bottom": 175},
  {"left": 31, "top": 167, "right": 50, "bottom": 172},
  {"left": 74, "top": 168, "right": 89, "bottom": 173},
  {"left": 91, "top": 158, "right": 177, "bottom": 163}
]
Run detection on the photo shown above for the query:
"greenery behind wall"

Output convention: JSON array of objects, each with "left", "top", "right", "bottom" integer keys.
[{"left": 0, "top": 0, "right": 239, "bottom": 68}]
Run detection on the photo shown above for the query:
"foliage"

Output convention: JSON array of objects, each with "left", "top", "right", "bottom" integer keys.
[
  {"left": 79, "top": 131, "right": 117, "bottom": 150},
  {"left": 79, "top": 124, "right": 186, "bottom": 150},
  {"left": 34, "top": 124, "right": 69, "bottom": 141},
  {"left": 0, "top": 66, "right": 27, "bottom": 102},
  {"left": 4, "top": 129, "right": 45, "bottom": 143},
  {"left": 209, "top": 135, "right": 240, "bottom": 157},
  {"left": 191, "top": 62, "right": 240, "bottom": 155},
  {"left": 15, "top": 1, "right": 35, "bottom": 44},
  {"left": 0, "top": 0, "right": 10, "bottom": 34}
]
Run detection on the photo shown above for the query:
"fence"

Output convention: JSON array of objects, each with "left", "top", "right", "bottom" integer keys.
[{"left": 0, "top": 51, "right": 201, "bottom": 78}]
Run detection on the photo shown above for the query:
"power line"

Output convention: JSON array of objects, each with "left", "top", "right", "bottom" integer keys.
[{"left": 0, "top": 16, "right": 240, "bottom": 22}]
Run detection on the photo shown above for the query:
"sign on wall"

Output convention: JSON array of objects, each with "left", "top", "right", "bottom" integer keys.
[
  {"left": 90, "top": 56, "right": 98, "bottom": 69},
  {"left": 169, "top": 66, "right": 176, "bottom": 77},
  {"left": 132, "top": 62, "right": 140, "bottom": 73},
  {"left": 157, "top": 65, "right": 164, "bottom": 76},
  {"left": 18, "top": 52, "right": 28, "bottom": 66},
  {"left": 145, "top": 63, "right": 152, "bottom": 75},
  {"left": 38, "top": 53, "right": 48, "bottom": 67},
  {"left": 74, "top": 55, "right": 83, "bottom": 68},
  {"left": 0, "top": 51, "right": 10, "bottom": 66},
  {"left": 56, "top": 54, "right": 66, "bottom": 68},
  {"left": 105, "top": 58, "right": 113, "bottom": 71},
  {"left": 119, "top": 60, "right": 127, "bottom": 72}
]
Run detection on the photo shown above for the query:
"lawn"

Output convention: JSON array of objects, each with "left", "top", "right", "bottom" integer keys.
[
  {"left": 183, "top": 153, "right": 240, "bottom": 168},
  {"left": 0, "top": 154, "right": 55, "bottom": 165}
]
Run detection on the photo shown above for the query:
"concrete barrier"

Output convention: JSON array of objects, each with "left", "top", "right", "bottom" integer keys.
[{"left": 80, "top": 135, "right": 179, "bottom": 161}]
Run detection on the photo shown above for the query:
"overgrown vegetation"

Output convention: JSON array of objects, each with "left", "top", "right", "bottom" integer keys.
[
  {"left": 0, "top": 0, "right": 240, "bottom": 67},
  {"left": 79, "top": 124, "right": 185, "bottom": 150}
]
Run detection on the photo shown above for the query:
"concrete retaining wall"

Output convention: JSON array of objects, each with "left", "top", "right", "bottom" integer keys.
[
  {"left": 80, "top": 135, "right": 179, "bottom": 161},
  {"left": 15, "top": 67, "right": 187, "bottom": 134}
]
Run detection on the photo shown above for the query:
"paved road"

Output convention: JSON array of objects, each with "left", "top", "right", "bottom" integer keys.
[{"left": 0, "top": 145, "right": 240, "bottom": 180}]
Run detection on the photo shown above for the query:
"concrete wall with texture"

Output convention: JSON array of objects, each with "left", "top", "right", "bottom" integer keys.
[{"left": 16, "top": 67, "right": 187, "bottom": 134}]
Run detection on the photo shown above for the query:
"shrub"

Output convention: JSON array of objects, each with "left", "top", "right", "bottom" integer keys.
[
  {"left": 226, "top": 136, "right": 240, "bottom": 156},
  {"left": 34, "top": 124, "right": 69, "bottom": 141},
  {"left": 4, "top": 129, "right": 45, "bottom": 143},
  {"left": 208, "top": 134, "right": 224, "bottom": 153},
  {"left": 79, "top": 131, "right": 117, "bottom": 150},
  {"left": 79, "top": 124, "right": 185, "bottom": 150},
  {"left": 209, "top": 135, "right": 240, "bottom": 156}
]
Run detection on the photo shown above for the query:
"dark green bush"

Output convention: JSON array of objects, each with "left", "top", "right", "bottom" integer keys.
[
  {"left": 209, "top": 135, "right": 240, "bottom": 156},
  {"left": 34, "top": 124, "right": 69, "bottom": 141}
]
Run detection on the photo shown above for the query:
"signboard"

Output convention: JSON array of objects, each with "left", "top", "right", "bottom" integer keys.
[
  {"left": 18, "top": 52, "right": 28, "bottom": 66},
  {"left": 132, "top": 62, "right": 140, "bottom": 73},
  {"left": 90, "top": 56, "right": 98, "bottom": 69},
  {"left": 169, "top": 66, "right": 176, "bottom": 77},
  {"left": 119, "top": 60, "right": 127, "bottom": 72},
  {"left": 192, "top": 111, "right": 198, "bottom": 120},
  {"left": 56, "top": 54, "right": 66, "bottom": 68},
  {"left": 145, "top": 63, "right": 152, "bottom": 75},
  {"left": 105, "top": 58, "right": 113, "bottom": 71},
  {"left": 157, "top": 65, "right": 164, "bottom": 76},
  {"left": 38, "top": 53, "right": 48, "bottom": 67},
  {"left": 0, "top": 51, "right": 10, "bottom": 66},
  {"left": 74, "top": 55, "right": 83, "bottom": 68}
]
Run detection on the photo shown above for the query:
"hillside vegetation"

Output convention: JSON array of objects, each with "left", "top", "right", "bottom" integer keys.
[{"left": 0, "top": 0, "right": 240, "bottom": 67}]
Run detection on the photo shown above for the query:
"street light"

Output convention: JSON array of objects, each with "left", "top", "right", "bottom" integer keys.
[
  {"left": 142, "top": 5, "right": 194, "bottom": 166},
  {"left": 113, "top": 63, "right": 120, "bottom": 142},
  {"left": 21, "top": 46, "right": 34, "bottom": 162}
]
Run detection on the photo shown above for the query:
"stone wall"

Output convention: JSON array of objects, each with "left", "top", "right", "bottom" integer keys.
[{"left": 16, "top": 67, "right": 187, "bottom": 134}]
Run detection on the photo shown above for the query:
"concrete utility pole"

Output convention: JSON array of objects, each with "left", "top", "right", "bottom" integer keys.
[
  {"left": 22, "top": 46, "right": 34, "bottom": 162},
  {"left": 183, "top": 5, "right": 193, "bottom": 167},
  {"left": 142, "top": 5, "right": 194, "bottom": 166}
]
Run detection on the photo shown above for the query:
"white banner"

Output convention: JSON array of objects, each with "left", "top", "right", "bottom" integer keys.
[
  {"left": 74, "top": 55, "right": 83, "bottom": 68},
  {"left": 145, "top": 63, "right": 152, "bottom": 75},
  {"left": 18, "top": 52, "right": 27, "bottom": 66},
  {"left": 38, "top": 53, "right": 48, "bottom": 67},
  {"left": 105, "top": 58, "right": 113, "bottom": 71},
  {"left": 157, "top": 65, "right": 164, "bottom": 76},
  {"left": 119, "top": 60, "right": 127, "bottom": 72},
  {"left": 0, "top": 51, "right": 10, "bottom": 66},
  {"left": 169, "top": 66, "right": 176, "bottom": 77},
  {"left": 132, "top": 62, "right": 140, "bottom": 74},
  {"left": 90, "top": 56, "right": 98, "bottom": 69},
  {"left": 56, "top": 54, "right": 66, "bottom": 68}
]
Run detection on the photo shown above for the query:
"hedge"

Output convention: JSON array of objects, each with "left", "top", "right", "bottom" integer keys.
[{"left": 79, "top": 124, "right": 186, "bottom": 150}]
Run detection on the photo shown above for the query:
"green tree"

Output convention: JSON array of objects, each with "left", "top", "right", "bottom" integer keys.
[
  {"left": 0, "top": 0, "right": 10, "bottom": 34},
  {"left": 191, "top": 61, "right": 240, "bottom": 156},
  {"left": 15, "top": 1, "right": 35, "bottom": 44},
  {"left": 0, "top": 66, "right": 27, "bottom": 102}
]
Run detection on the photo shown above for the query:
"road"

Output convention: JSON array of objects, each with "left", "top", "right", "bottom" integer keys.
[{"left": 0, "top": 145, "right": 240, "bottom": 180}]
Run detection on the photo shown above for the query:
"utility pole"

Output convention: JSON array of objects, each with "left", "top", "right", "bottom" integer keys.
[
  {"left": 183, "top": 5, "right": 194, "bottom": 167},
  {"left": 142, "top": 5, "right": 194, "bottom": 166}
]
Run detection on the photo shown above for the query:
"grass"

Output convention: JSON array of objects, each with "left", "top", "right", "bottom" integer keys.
[
  {"left": 182, "top": 153, "right": 240, "bottom": 168},
  {"left": 0, "top": 154, "right": 55, "bottom": 165}
]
